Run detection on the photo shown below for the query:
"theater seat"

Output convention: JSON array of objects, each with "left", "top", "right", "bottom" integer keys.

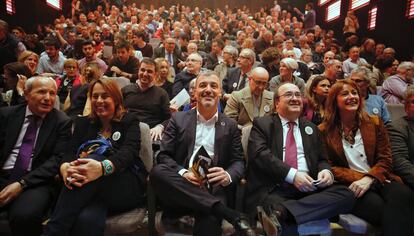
[
  {"left": 337, "top": 214, "right": 380, "bottom": 235},
  {"left": 104, "top": 122, "right": 153, "bottom": 236},
  {"left": 0, "top": 122, "right": 153, "bottom": 236}
]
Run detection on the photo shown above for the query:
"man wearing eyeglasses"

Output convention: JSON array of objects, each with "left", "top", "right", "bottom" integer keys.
[
  {"left": 172, "top": 53, "right": 203, "bottom": 97},
  {"left": 224, "top": 67, "right": 274, "bottom": 128},
  {"left": 245, "top": 83, "right": 355, "bottom": 235}
]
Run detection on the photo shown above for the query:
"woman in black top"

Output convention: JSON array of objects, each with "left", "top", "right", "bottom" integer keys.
[{"left": 44, "top": 78, "right": 146, "bottom": 236}]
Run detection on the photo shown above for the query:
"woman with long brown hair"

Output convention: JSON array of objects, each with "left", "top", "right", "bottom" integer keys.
[
  {"left": 319, "top": 80, "right": 414, "bottom": 236},
  {"left": 303, "top": 75, "right": 331, "bottom": 125}
]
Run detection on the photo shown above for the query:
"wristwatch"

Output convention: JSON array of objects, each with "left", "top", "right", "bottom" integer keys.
[{"left": 18, "top": 179, "right": 27, "bottom": 190}]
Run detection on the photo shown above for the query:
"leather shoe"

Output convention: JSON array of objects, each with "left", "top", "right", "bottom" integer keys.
[
  {"left": 257, "top": 206, "right": 282, "bottom": 236},
  {"left": 233, "top": 214, "right": 256, "bottom": 236}
]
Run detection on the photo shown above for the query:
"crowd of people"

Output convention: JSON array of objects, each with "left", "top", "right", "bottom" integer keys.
[{"left": 1, "top": 0, "right": 414, "bottom": 235}]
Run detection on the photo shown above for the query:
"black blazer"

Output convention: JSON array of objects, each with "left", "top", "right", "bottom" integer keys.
[
  {"left": 245, "top": 114, "right": 331, "bottom": 213},
  {"left": 204, "top": 53, "right": 219, "bottom": 70},
  {"left": 389, "top": 116, "right": 414, "bottom": 189},
  {"left": 63, "top": 112, "right": 142, "bottom": 174},
  {"left": 157, "top": 109, "right": 245, "bottom": 186},
  {"left": 0, "top": 104, "right": 72, "bottom": 188},
  {"left": 222, "top": 67, "right": 243, "bottom": 95},
  {"left": 152, "top": 47, "right": 184, "bottom": 73}
]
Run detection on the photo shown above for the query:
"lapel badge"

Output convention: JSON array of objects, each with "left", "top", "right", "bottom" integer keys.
[
  {"left": 221, "top": 121, "right": 225, "bottom": 126},
  {"left": 305, "top": 126, "right": 313, "bottom": 135},
  {"left": 372, "top": 108, "right": 379, "bottom": 115},
  {"left": 232, "top": 82, "right": 238, "bottom": 88},
  {"left": 264, "top": 105, "right": 270, "bottom": 113},
  {"left": 112, "top": 131, "right": 121, "bottom": 141}
]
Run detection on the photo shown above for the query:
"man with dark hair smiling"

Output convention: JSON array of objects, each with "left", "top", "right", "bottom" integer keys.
[
  {"left": 122, "top": 58, "right": 171, "bottom": 141},
  {"left": 150, "top": 71, "right": 255, "bottom": 236}
]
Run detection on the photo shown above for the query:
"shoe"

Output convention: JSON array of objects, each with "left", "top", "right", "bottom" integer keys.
[
  {"left": 257, "top": 206, "right": 282, "bottom": 236},
  {"left": 233, "top": 214, "right": 256, "bottom": 236}
]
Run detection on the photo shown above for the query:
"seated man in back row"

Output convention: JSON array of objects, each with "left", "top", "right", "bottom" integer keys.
[
  {"left": 246, "top": 83, "right": 355, "bottom": 235},
  {"left": 122, "top": 58, "right": 171, "bottom": 141},
  {"left": 224, "top": 67, "right": 274, "bottom": 128},
  {"left": 150, "top": 71, "right": 255, "bottom": 236}
]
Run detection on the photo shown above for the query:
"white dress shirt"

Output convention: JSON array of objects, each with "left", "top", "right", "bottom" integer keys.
[{"left": 342, "top": 129, "right": 371, "bottom": 173}]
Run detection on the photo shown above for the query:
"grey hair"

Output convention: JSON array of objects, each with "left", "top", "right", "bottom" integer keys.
[
  {"left": 280, "top": 57, "right": 298, "bottom": 70},
  {"left": 25, "top": 76, "right": 57, "bottom": 92},
  {"left": 326, "top": 59, "right": 341, "bottom": 68},
  {"left": 240, "top": 48, "right": 256, "bottom": 63},
  {"left": 403, "top": 85, "right": 414, "bottom": 102},
  {"left": 188, "top": 52, "right": 203, "bottom": 64},
  {"left": 196, "top": 70, "right": 221, "bottom": 89},
  {"left": 350, "top": 66, "right": 372, "bottom": 82},
  {"left": 223, "top": 45, "right": 239, "bottom": 60},
  {"left": 397, "top": 61, "right": 414, "bottom": 73},
  {"left": 0, "top": 20, "right": 8, "bottom": 32}
]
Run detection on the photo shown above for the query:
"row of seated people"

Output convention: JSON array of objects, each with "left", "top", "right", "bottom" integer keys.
[{"left": 2, "top": 60, "right": 414, "bottom": 236}]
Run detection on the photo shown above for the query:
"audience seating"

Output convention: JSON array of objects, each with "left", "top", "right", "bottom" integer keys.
[
  {"left": 104, "top": 122, "right": 153, "bottom": 236},
  {"left": 0, "top": 122, "right": 153, "bottom": 236}
]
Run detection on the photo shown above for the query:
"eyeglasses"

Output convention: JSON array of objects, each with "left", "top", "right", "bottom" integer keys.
[
  {"left": 278, "top": 91, "right": 302, "bottom": 99},
  {"left": 252, "top": 80, "right": 268, "bottom": 86}
]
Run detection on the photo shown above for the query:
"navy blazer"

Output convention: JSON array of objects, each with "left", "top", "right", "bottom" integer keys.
[
  {"left": 222, "top": 67, "right": 243, "bottom": 95},
  {"left": 0, "top": 104, "right": 72, "bottom": 188}
]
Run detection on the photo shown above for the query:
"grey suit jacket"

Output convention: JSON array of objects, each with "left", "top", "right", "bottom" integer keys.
[
  {"left": 224, "top": 86, "right": 274, "bottom": 127},
  {"left": 389, "top": 116, "right": 414, "bottom": 189}
]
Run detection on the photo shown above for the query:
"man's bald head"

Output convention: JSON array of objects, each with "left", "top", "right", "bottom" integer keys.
[{"left": 249, "top": 67, "right": 270, "bottom": 97}]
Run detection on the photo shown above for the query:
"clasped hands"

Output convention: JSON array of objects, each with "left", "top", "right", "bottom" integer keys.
[
  {"left": 60, "top": 158, "right": 104, "bottom": 190},
  {"left": 183, "top": 167, "right": 230, "bottom": 188},
  {"left": 293, "top": 170, "right": 333, "bottom": 192}
]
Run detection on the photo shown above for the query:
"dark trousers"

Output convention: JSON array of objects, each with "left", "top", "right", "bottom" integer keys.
[
  {"left": 0, "top": 183, "right": 55, "bottom": 236},
  {"left": 43, "top": 169, "right": 145, "bottom": 236},
  {"left": 264, "top": 184, "right": 355, "bottom": 224},
  {"left": 150, "top": 164, "right": 228, "bottom": 236},
  {"left": 0, "top": 173, "right": 56, "bottom": 236},
  {"left": 351, "top": 181, "right": 414, "bottom": 236}
]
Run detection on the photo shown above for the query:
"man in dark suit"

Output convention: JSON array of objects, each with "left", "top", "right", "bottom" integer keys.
[
  {"left": 222, "top": 48, "right": 255, "bottom": 101},
  {"left": 389, "top": 86, "right": 414, "bottom": 190},
  {"left": 245, "top": 83, "right": 355, "bottom": 235},
  {"left": 204, "top": 39, "right": 224, "bottom": 70},
  {"left": 0, "top": 76, "right": 71, "bottom": 236},
  {"left": 152, "top": 36, "right": 185, "bottom": 74},
  {"left": 150, "top": 71, "right": 255, "bottom": 236}
]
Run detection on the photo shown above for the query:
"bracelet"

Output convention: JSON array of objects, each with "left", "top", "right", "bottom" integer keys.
[{"left": 101, "top": 160, "right": 114, "bottom": 176}]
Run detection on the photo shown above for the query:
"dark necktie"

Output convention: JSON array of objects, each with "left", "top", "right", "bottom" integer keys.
[
  {"left": 238, "top": 73, "right": 247, "bottom": 90},
  {"left": 284, "top": 121, "right": 298, "bottom": 169},
  {"left": 9, "top": 116, "right": 39, "bottom": 182},
  {"left": 168, "top": 53, "right": 173, "bottom": 65}
]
